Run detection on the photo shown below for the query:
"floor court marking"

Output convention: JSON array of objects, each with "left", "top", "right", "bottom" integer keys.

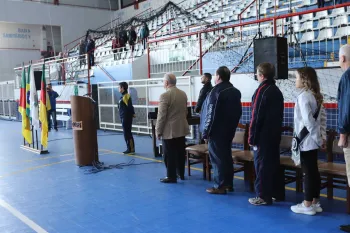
[
  {"left": 0, "top": 199, "right": 48, "bottom": 233},
  {"left": 104, "top": 149, "right": 348, "bottom": 202},
  {"left": 0, "top": 150, "right": 119, "bottom": 178},
  {"left": 1, "top": 148, "right": 347, "bottom": 202},
  {"left": 1, "top": 149, "right": 112, "bottom": 166}
]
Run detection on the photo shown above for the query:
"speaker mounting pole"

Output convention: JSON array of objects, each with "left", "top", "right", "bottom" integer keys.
[
  {"left": 257, "top": 0, "right": 262, "bottom": 38},
  {"left": 284, "top": 0, "right": 307, "bottom": 67}
]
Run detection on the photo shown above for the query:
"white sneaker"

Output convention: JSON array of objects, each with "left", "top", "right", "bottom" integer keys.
[
  {"left": 291, "top": 203, "right": 316, "bottom": 215},
  {"left": 312, "top": 202, "right": 323, "bottom": 213}
]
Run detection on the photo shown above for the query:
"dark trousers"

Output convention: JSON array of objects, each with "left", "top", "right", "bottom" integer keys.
[
  {"left": 317, "top": 0, "right": 325, "bottom": 7},
  {"left": 208, "top": 137, "right": 233, "bottom": 188},
  {"left": 48, "top": 110, "right": 57, "bottom": 130},
  {"left": 122, "top": 118, "right": 134, "bottom": 152},
  {"left": 300, "top": 149, "right": 321, "bottom": 201},
  {"left": 162, "top": 136, "right": 186, "bottom": 180},
  {"left": 254, "top": 144, "right": 285, "bottom": 203},
  {"left": 88, "top": 52, "right": 94, "bottom": 67}
]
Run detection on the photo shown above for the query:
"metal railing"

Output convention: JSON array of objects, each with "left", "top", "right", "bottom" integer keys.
[{"left": 97, "top": 76, "right": 195, "bottom": 138}]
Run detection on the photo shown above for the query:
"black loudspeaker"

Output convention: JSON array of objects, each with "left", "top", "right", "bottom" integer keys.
[
  {"left": 34, "top": 71, "right": 42, "bottom": 90},
  {"left": 253, "top": 37, "right": 288, "bottom": 80}
]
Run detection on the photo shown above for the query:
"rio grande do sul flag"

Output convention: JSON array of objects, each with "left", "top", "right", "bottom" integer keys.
[
  {"left": 18, "top": 66, "right": 32, "bottom": 144},
  {"left": 39, "top": 63, "right": 51, "bottom": 148}
]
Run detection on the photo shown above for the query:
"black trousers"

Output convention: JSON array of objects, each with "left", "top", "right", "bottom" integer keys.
[
  {"left": 121, "top": 117, "right": 134, "bottom": 152},
  {"left": 48, "top": 110, "right": 57, "bottom": 130},
  {"left": 300, "top": 149, "right": 320, "bottom": 201},
  {"left": 254, "top": 144, "right": 285, "bottom": 203},
  {"left": 162, "top": 137, "right": 186, "bottom": 180},
  {"left": 208, "top": 137, "right": 233, "bottom": 188},
  {"left": 317, "top": 0, "right": 325, "bottom": 7}
]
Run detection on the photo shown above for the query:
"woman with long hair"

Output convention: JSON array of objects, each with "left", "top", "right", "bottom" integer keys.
[{"left": 291, "top": 67, "right": 327, "bottom": 215}]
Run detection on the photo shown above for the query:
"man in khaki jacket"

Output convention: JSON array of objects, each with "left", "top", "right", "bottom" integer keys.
[{"left": 156, "top": 73, "right": 190, "bottom": 183}]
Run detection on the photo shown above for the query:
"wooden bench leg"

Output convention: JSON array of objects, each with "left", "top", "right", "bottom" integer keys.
[
  {"left": 206, "top": 154, "right": 211, "bottom": 181},
  {"left": 186, "top": 152, "right": 191, "bottom": 177},
  {"left": 202, "top": 158, "right": 207, "bottom": 180},
  {"left": 327, "top": 175, "right": 333, "bottom": 200}
]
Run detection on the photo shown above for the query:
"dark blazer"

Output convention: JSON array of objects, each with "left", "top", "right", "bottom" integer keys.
[{"left": 195, "top": 82, "right": 213, "bottom": 113}]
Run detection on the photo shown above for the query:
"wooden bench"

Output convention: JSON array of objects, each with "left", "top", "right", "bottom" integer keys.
[
  {"left": 319, "top": 129, "right": 350, "bottom": 213},
  {"left": 56, "top": 104, "right": 71, "bottom": 129},
  {"left": 185, "top": 123, "right": 248, "bottom": 181}
]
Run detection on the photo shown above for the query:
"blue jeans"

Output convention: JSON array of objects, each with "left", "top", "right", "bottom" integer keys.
[
  {"left": 208, "top": 137, "right": 233, "bottom": 188},
  {"left": 47, "top": 110, "right": 57, "bottom": 130}
]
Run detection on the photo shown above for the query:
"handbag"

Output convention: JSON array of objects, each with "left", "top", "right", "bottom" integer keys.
[{"left": 291, "top": 105, "right": 321, "bottom": 166}]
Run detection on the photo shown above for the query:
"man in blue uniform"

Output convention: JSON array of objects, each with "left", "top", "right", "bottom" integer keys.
[
  {"left": 202, "top": 66, "right": 242, "bottom": 194},
  {"left": 118, "top": 82, "right": 135, "bottom": 154},
  {"left": 248, "top": 62, "right": 285, "bottom": 206}
]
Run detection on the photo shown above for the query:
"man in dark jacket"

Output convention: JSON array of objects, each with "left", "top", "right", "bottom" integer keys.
[
  {"left": 195, "top": 73, "right": 213, "bottom": 113},
  {"left": 118, "top": 82, "right": 135, "bottom": 154},
  {"left": 86, "top": 36, "right": 95, "bottom": 68},
  {"left": 202, "top": 66, "right": 242, "bottom": 194},
  {"left": 248, "top": 62, "right": 284, "bottom": 206},
  {"left": 338, "top": 44, "right": 350, "bottom": 233},
  {"left": 47, "top": 84, "right": 59, "bottom": 131},
  {"left": 79, "top": 39, "right": 86, "bottom": 68}
]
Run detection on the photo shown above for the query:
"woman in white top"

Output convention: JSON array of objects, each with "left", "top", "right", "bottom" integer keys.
[{"left": 291, "top": 67, "right": 327, "bottom": 215}]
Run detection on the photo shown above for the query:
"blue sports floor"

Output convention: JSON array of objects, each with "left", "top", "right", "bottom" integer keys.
[{"left": 0, "top": 120, "right": 349, "bottom": 233}]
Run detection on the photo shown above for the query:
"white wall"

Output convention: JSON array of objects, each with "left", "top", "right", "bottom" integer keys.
[
  {"left": 115, "top": 0, "right": 185, "bottom": 22},
  {"left": 0, "top": 0, "right": 114, "bottom": 82}
]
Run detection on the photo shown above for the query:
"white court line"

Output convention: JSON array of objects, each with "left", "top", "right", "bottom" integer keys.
[{"left": 0, "top": 199, "right": 48, "bottom": 233}]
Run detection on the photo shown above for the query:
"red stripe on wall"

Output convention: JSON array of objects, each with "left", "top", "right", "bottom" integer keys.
[{"left": 15, "top": 100, "right": 338, "bottom": 109}]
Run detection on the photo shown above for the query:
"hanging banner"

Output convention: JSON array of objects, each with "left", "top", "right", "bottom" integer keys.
[{"left": 0, "top": 22, "right": 41, "bottom": 50}]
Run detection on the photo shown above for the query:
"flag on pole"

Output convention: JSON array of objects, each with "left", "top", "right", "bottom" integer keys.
[
  {"left": 18, "top": 66, "right": 32, "bottom": 144},
  {"left": 39, "top": 64, "right": 51, "bottom": 148},
  {"left": 29, "top": 66, "right": 39, "bottom": 130},
  {"left": 26, "top": 65, "right": 31, "bottom": 118}
]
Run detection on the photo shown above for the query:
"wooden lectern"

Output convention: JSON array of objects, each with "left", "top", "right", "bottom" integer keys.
[{"left": 70, "top": 96, "right": 99, "bottom": 166}]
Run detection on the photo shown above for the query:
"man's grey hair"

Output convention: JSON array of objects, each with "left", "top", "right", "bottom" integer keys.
[
  {"left": 164, "top": 73, "right": 177, "bottom": 85},
  {"left": 340, "top": 44, "right": 350, "bottom": 60}
]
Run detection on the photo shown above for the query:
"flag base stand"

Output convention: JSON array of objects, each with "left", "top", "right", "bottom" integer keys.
[
  {"left": 21, "top": 128, "right": 49, "bottom": 154},
  {"left": 20, "top": 145, "right": 49, "bottom": 154}
]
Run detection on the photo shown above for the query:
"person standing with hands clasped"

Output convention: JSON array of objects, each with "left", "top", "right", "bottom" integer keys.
[
  {"left": 290, "top": 67, "right": 326, "bottom": 215},
  {"left": 118, "top": 82, "right": 136, "bottom": 155}
]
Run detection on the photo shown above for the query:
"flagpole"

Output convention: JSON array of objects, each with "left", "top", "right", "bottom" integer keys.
[{"left": 36, "top": 130, "right": 39, "bottom": 150}]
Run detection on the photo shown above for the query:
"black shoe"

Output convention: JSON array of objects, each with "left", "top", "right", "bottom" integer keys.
[
  {"left": 54, "top": 128, "right": 58, "bottom": 132},
  {"left": 160, "top": 177, "right": 177, "bottom": 183},
  {"left": 340, "top": 225, "right": 350, "bottom": 232},
  {"left": 177, "top": 175, "right": 185, "bottom": 180},
  {"left": 123, "top": 150, "right": 135, "bottom": 155},
  {"left": 224, "top": 185, "right": 234, "bottom": 192}
]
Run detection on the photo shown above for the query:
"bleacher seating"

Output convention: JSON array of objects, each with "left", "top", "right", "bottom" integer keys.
[{"left": 62, "top": 0, "right": 350, "bottom": 77}]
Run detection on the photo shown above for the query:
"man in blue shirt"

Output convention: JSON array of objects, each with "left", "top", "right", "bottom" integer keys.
[
  {"left": 47, "top": 84, "right": 59, "bottom": 131},
  {"left": 338, "top": 44, "right": 350, "bottom": 233}
]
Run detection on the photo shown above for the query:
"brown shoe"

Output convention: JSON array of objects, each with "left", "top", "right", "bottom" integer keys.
[{"left": 206, "top": 187, "right": 227, "bottom": 194}]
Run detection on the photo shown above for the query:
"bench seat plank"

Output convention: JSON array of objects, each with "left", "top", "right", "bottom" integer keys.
[{"left": 318, "top": 162, "right": 346, "bottom": 176}]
